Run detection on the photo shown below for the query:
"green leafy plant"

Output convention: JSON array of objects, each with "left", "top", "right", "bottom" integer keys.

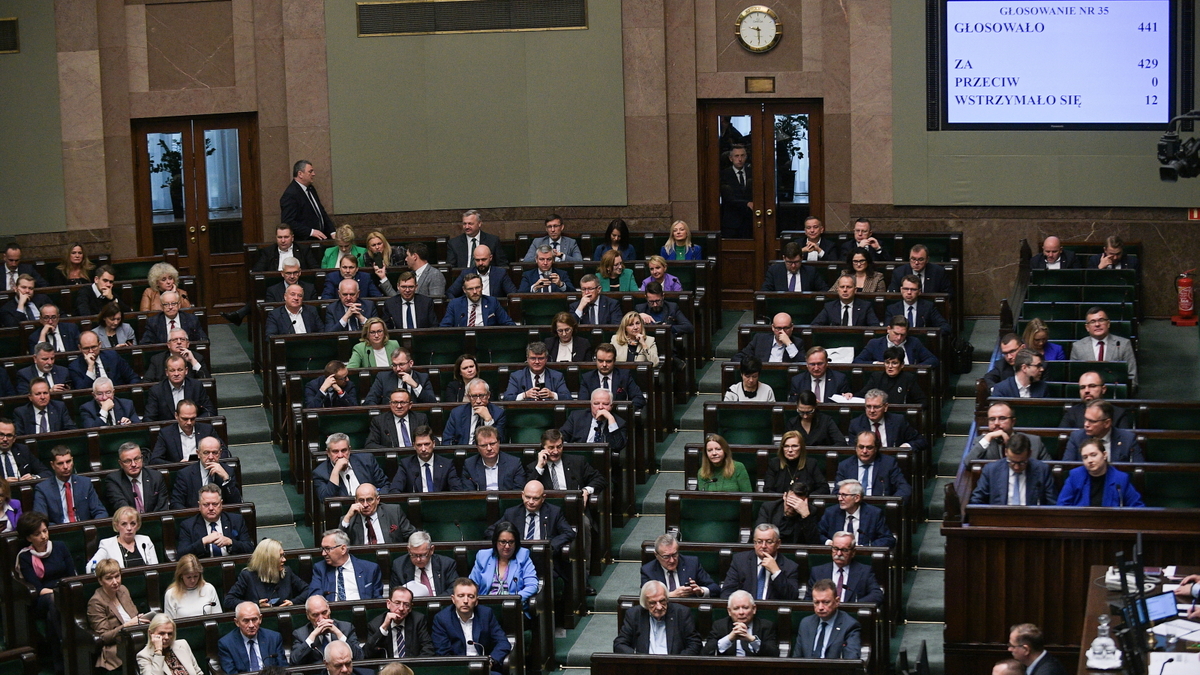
[
  {"left": 774, "top": 114, "right": 808, "bottom": 161},
  {"left": 149, "top": 138, "right": 214, "bottom": 188}
]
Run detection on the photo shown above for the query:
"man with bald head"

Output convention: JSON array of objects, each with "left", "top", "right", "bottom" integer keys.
[
  {"left": 339, "top": 483, "right": 416, "bottom": 546},
  {"left": 324, "top": 279, "right": 377, "bottom": 332},
  {"left": 447, "top": 244, "right": 516, "bottom": 298},
  {"left": 143, "top": 328, "right": 209, "bottom": 381},
  {"left": 1059, "top": 372, "right": 1131, "bottom": 429},
  {"left": 702, "top": 590, "right": 779, "bottom": 656},
  {"left": 487, "top": 479, "right": 576, "bottom": 580},
  {"left": 1030, "top": 236, "right": 1079, "bottom": 270},
  {"left": 141, "top": 290, "right": 207, "bottom": 344},
  {"left": 171, "top": 436, "right": 242, "bottom": 509},
  {"left": 735, "top": 312, "right": 803, "bottom": 363},
  {"left": 289, "top": 595, "right": 364, "bottom": 665}
]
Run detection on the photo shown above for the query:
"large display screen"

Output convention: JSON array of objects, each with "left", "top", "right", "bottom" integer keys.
[{"left": 943, "top": 0, "right": 1175, "bottom": 128}]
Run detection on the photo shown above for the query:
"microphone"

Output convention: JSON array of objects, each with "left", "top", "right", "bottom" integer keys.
[
  {"left": 453, "top": 520, "right": 466, "bottom": 541},
  {"left": 203, "top": 601, "right": 217, "bottom": 615},
  {"left": 1158, "top": 658, "right": 1174, "bottom": 675}
]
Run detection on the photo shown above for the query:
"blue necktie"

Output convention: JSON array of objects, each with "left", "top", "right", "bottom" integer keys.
[
  {"left": 908, "top": 305, "right": 916, "bottom": 328},
  {"left": 526, "top": 512, "right": 537, "bottom": 540},
  {"left": 399, "top": 418, "right": 410, "bottom": 446},
  {"left": 813, "top": 620, "right": 828, "bottom": 658},
  {"left": 2, "top": 452, "right": 15, "bottom": 480},
  {"left": 336, "top": 566, "right": 346, "bottom": 601},
  {"left": 209, "top": 522, "right": 220, "bottom": 557},
  {"left": 423, "top": 463, "right": 434, "bottom": 492},
  {"left": 756, "top": 566, "right": 767, "bottom": 600},
  {"left": 405, "top": 302, "right": 415, "bottom": 329},
  {"left": 247, "top": 639, "right": 260, "bottom": 671},
  {"left": 1011, "top": 470, "right": 1022, "bottom": 505}
]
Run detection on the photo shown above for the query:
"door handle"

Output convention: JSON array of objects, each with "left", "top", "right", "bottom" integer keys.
[
  {"left": 755, "top": 210, "right": 762, "bottom": 217},
  {"left": 766, "top": 209, "right": 773, "bottom": 216},
  {"left": 189, "top": 227, "right": 196, "bottom": 233},
  {"left": 199, "top": 225, "right": 207, "bottom": 233},
  {"left": 190, "top": 237, "right": 197, "bottom": 243}
]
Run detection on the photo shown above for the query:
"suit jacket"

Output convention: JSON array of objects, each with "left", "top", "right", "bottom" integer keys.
[
  {"left": 150, "top": 421, "right": 221, "bottom": 464},
  {"left": 439, "top": 295, "right": 515, "bottom": 327},
  {"left": 855, "top": 336, "right": 938, "bottom": 367},
  {"left": 634, "top": 301, "right": 693, "bottom": 336},
  {"left": 364, "top": 611, "right": 435, "bottom": 659},
  {"left": 1062, "top": 428, "right": 1144, "bottom": 462},
  {"left": 840, "top": 238, "right": 889, "bottom": 261},
  {"left": 811, "top": 299, "right": 880, "bottom": 327},
  {"left": 143, "top": 350, "right": 209, "bottom": 383},
  {"left": 991, "top": 377, "right": 1049, "bottom": 399},
  {"left": 218, "top": 626, "right": 286, "bottom": 674},
  {"left": 702, "top": 616, "right": 779, "bottom": 657},
  {"left": 0, "top": 443, "right": 49, "bottom": 478},
  {"left": 280, "top": 179, "right": 333, "bottom": 240},
  {"left": 755, "top": 498, "right": 822, "bottom": 545},
  {"left": 221, "top": 568, "right": 310, "bottom": 611},
  {"left": 1069, "top": 335, "right": 1138, "bottom": 387},
  {"left": 69, "top": 349, "right": 142, "bottom": 389},
  {"left": 365, "top": 411, "right": 431, "bottom": 448},
  {"left": 88, "top": 585, "right": 142, "bottom": 669},
  {"left": 720, "top": 550, "right": 801, "bottom": 600},
  {"left": 389, "top": 454, "right": 464, "bottom": 493},
  {"left": 523, "top": 236, "right": 583, "bottom": 262},
  {"left": 441, "top": 402, "right": 507, "bottom": 445},
  {"left": 1057, "top": 465, "right": 1144, "bottom": 507},
  {"left": 963, "top": 432, "right": 1049, "bottom": 463},
  {"left": 313, "top": 453, "right": 391, "bottom": 501},
  {"left": 432, "top": 604, "right": 512, "bottom": 664},
  {"left": 446, "top": 232, "right": 508, "bottom": 268},
  {"left": 304, "top": 377, "right": 359, "bottom": 409},
  {"left": 887, "top": 262, "right": 953, "bottom": 295},
  {"left": 528, "top": 453, "right": 607, "bottom": 495},
  {"left": 171, "top": 460, "right": 242, "bottom": 509},
  {"left": 141, "top": 312, "right": 207, "bottom": 345},
  {"left": 788, "top": 370, "right": 852, "bottom": 403},
  {"left": 735, "top": 333, "right": 802, "bottom": 364},
  {"left": 265, "top": 305, "right": 323, "bottom": 337},
  {"left": 322, "top": 297, "right": 379, "bottom": 332},
  {"left": 412, "top": 265, "right": 446, "bottom": 299},
  {"left": 307, "top": 556, "right": 384, "bottom": 600},
  {"left": 33, "top": 474, "right": 109, "bottom": 524},
  {"left": 760, "top": 263, "right": 829, "bottom": 293},
  {"left": 1089, "top": 253, "right": 1139, "bottom": 270},
  {"left": 447, "top": 267, "right": 518, "bottom": 298},
  {"left": 579, "top": 369, "right": 644, "bottom": 408},
  {"left": 818, "top": 503, "right": 895, "bottom": 548},
  {"left": 342, "top": 502, "right": 416, "bottom": 546},
  {"left": 27, "top": 322, "right": 81, "bottom": 353},
  {"left": 72, "top": 286, "right": 129, "bottom": 318},
  {"left": 381, "top": 294, "right": 439, "bottom": 330},
  {"left": 559, "top": 409, "right": 627, "bottom": 454},
  {"left": 568, "top": 295, "right": 624, "bottom": 325},
  {"left": 835, "top": 454, "right": 912, "bottom": 501},
  {"left": 264, "top": 280, "right": 318, "bottom": 304},
  {"left": 322, "top": 270, "right": 382, "bottom": 300},
  {"left": 488, "top": 503, "right": 575, "bottom": 552},
  {"left": 1030, "top": 250, "right": 1080, "bottom": 270},
  {"left": 544, "top": 336, "right": 594, "bottom": 362},
  {"left": 253, "top": 245, "right": 320, "bottom": 273},
  {"left": 15, "top": 364, "right": 71, "bottom": 394},
  {"left": 1029, "top": 652, "right": 1072, "bottom": 675},
  {"left": 14, "top": 400, "right": 76, "bottom": 436},
  {"left": 80, "top": 398, "right": 141, "bottom": 428},
  {"left": 792, "top": 610, "right": 862, "bottom": 659},
  {"left": 137, "top": 638, "right": 203, "bottom": 675},
  {"left": 390, "top": 553, "right": 458, "bottom": 595},
  {"left": 503, "top": 367, "right": 573, "bottom": 401},
  {"left": 177, "top": 511, "right": 255, "bottom": 558},
  {"left": 719, "top": 165, "right": 754, "bottom": 236},
  {"left": 0, "top": 369, "right": 13, "bottom": 397},
  {"left": 102, "top": 468, "right": 169, "bottom": 513},
  {"left": 640, "top": 555, "right": 720, "bottom": 598},
  {"left": 518, "top": 267, "right": 575, "bottom": 293},
  {"left": 289, "top": 621, "right": 364, "bottom": 665},
  {"left": 613, "top": 603, "right": 702, "bottom": 655},
  {"left": 144, "top": 377, "right": 215, "bottom": 421},
  {"left": 848, "top": 412, "right": 926, "bottom": 452},
  {"left": 805, "top": 561, "right": 884, "bottom": 604},
  {"left": 856, "top": 371, "right": 926, "bottom": 406},
  {"left": 3, "top": 263, "right": 47, "bottom": 288},
  {"left": 460, "top": 452, "right": 527, "bottom": 491},
  {"left": 970, "top": 457, "right": 1057, "bottom": 505},
  {"left": 0, "top": 294, "right": 51, "bottom": 327},
  {"left": 884, "top": 300, "right": 951, "bottom": 334},
  {"left": 1060, "top": 402, "right": 1131, "bottom": 429}
]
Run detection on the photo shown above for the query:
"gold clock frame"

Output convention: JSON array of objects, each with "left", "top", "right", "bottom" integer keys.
[{"left": 734, "top": 5, "right": 781, "bottom": 53}]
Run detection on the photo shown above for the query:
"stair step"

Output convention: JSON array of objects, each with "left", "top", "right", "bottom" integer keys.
[
  {"left": 893, "top": 621, "right": 946, "bottom": 674},
  {"left": 641, "top": 472, "right": 684, "bottom": 514},
  {"left": 560, "top": 614, "right": 617, "bottom": 667},
  {"left": 943, "top": 399, "right": 977, "bottom": 436},
  {"left": 617, "top": 515, "right": 665, "bottom": 560},
  {"left": 208, "top": 325, "right": 255, "bottom": 373},
  {"left": 220, "top": 406, "right": 274, "bottom": 445},
  {"left": 926, "top": 477, "right": 954, "bottom": 520},
  {"left": 658, "top": 431, "right": 704, "bottom": 471},
  {"left": 938, "top": 438, "right": 966, "bottom": 476},
  {"left": 697, "top": 361, "right": 724, "bottom": 395},
  {"left": 257, "top": 524, "right": 305, "bottom": 550},
  {"left": 714, "top": 312, "right": 752, "bottom": 359},
  {"left": 593, "top": 562, "right": 642, "bottom": 613},
  {"left": 229, "top": 443, "right": 282, "bottom": 484},
  {"left": 905, "top": 570, "right": 946, "bottom": 622},
  {"left": 915, "top": 521, "right": 947, "bottom": 568},
  {"left": 952, "top": 363, "right": 989, "bottom": 397},
  {"left": 243, "top": 484, "right": 300, "bottom": 527},
  {"left": 214, "top": 373, "right": 264, "bottom": 408},
  {"left": 678, "top": 395, "right": 715, "bottom": 430}
]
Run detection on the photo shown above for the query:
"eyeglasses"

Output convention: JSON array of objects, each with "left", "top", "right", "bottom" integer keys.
[
  {"left": 908, "top": 256, "right": 927, "bottom": 263},
  {"left": 1006, "top": 459, "right": 1029, "bottom": 467},
  {"left": 320, "top": 544, "right": 346, "bottom": 553},
  {"left": 656, "top": 552, "right": 679, "bottom": 560},
  {"left": 161, "top": 302, "right": 180, "bottom": 308},
  {"left": 831, "top": 547, "right": 853, "bottom": 553},
  {"left": 835, "top": 492, "right": 858, "bottom": 498},
  {"left": 987, "top": 416, "right": 1013, "bottom": 422}
]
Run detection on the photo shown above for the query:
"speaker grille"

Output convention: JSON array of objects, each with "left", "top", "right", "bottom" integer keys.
[
  {"left": 357, "top": 0, "right": 587, "bottom": 37},
  {"left": 0, "top": 18, "right": 18, "bottom": 54}
]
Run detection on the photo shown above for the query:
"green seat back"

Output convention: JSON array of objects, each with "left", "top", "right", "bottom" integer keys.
[
  {"left": 519, "top": 296, "right": 567, "bottom": 327},
  {"left": 757, "top": 369, "right": 791, "bottom": 397},
  {"left": 505, "top": 408, "right": 556, "bottom": 444},
  {"left": 716, "top": 408, "right": 774, "bottom": 446},
  {"left": 732, "top": 450, "right": 761, "bottom": 484},
  {"left": 1140, "top": 407, "right": 1200, "bottom": 431},
  {"left": 475, "top": 370, "right": 503, "bottom": 394},
  {"left": 110, "top": 261, "right": 157, "bottom": 282},
  {"left": 1042, "top": 361, "right": 1070, "bottom": 383},
  {"left": 1144, "top": 438, "right": 1200, "bottom": 463},
  {"left": 284, "top": 339, "right": 339, "bottom": 372},
  {"left": 419, "top": 498, "right": 489, "bottom": 541},
  {"left": 1141, "top": 471, "right": 1200, "bottom": 508},
  {"left": 1022, "top": 303, "right": 1077, "bottom": 322},
  {"left": 1041, "top": 382, "right": 1068, "bottom": 397},
  {"left": 319, "top": 417, "right": 372, "bottom": 450},
  {"left": 1081, "top": 286, "right": 1135, "bottom": 303},
  {"left": 411, "top": 332, "right": 466, "bottom": 366},
  {"left": 498, "top": 241, "right": 519, "bottom": 268},
  {"left": 0, "top": 337, "right": 24, "bottom": 358},
  {"left": 1068, "top": 361, "right": 1128, "bottom": 385},
  {"left": 762, "top": 297, "right": 823, "bottom": 324},
  {"left": 672, "top": 265, "right": 696, "bottom": 291},
  {"left": 481, "top": 332, "right": 529, "bottom": 363},
  {"left": 820, "top": 332, "right": 865, "bottom": 350},
  {"left": 1008, "top": 403, "right": 1065, "bottom": 428},
  {"left": 1030, "top": 270, "right": 1087, "bottom": 286},
  {"left": 1026, "top": 286, "right": 1079, "bottom": 302},
  {"left": 98, "top": 429, "right": 155, "bottom": 469},
  {"left": 678, "top": 498, "right": 740, "bottom": 543}
]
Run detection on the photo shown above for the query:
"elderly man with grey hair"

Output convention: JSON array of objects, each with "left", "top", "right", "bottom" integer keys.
[
  {"left": 702, "top": 590, "right": 780, "bottom": 656},
  {"left": 447, "top": 209, "right": 507, "bottom": 268},
  {"left": 80, "top": 377, "right": 141, "bottom": 428},
  {"left": 847, "top": 388, "right": 926, "bottom": 452},
  {"left": 818, "top": 479, "right": 896, "bottom": 548},
  {"left": 519, "top": 245, "right": 575, "bottom": 292},
  {"left": 390, "top": 530, "right": 458, "bottom": 597},
  {"left": 441, "top": 378, "right": 507, "bottom": 445},
  {"left": 289, "top": 595, "right": 364, "bottom": 666},
  {"left": 217, "top": 602, "right": 286, "bottom": 673},
  {"left": 613, "top": 580, "right": 702, "bottom": 655},
  {"left": 314, "top": 432, "right": 390, "bottom": 502},
  {"left": 307, "top": 528, "right": 384, "bottom": 601},
  {"left": 640, "top": 532, "right": 720, "bottom": 597},
  {"left": 720, "top": 523, "right": 801, "bottom": 600}
]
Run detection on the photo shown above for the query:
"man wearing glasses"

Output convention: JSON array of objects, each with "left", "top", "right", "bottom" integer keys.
[
  {"left": 143, "top": 329, "right": 208, "bottom": 382},
  {"left": 639, "top": 533, "right": 720, "bottom": 598},
  {"left": 1061, "top": 399, "right": 1144, "bottom": 463},
  {"left": 804, "top": 531, "right": 884, "bottom": 604},
  {"left": 970, "top": 434, "right": 1057, "bottom": 505},
  {"left": 965, "top": 402, "right": 1051, "bottom": 462},
  {"left": 992, "top": 349, "right": 1048, "bottom": 399},
  {"left": 307, "top": 528, "right": 384, "bottom": 601},
  {"left": 719, "top": 523, "right": 800, "bottom": 600},
  {"left": 817, "top": 479, "right": 896, "bottom": 548},
  {"left": 28, "top": 304, "right": 80, "bottom": 353},
  {"left": 441, "top": 379, "right": 506, "bottom": 446},
  {"left": 141, "top": 290, "right": 207, "bottom": 344},
  {"left": 888, "top": 244, "right": 953, "bottom": 295},
  {"left": 1069, "top": 308, "right": 1138, "bottom": 389},
  {"left": 339, "top": 483, "right": 415, "bottom": 546}
]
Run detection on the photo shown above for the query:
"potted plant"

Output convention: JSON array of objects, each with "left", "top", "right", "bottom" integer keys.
[
  {"left": 774, "top": 114, "right": 808, "bottom": 200},
  {"left": 149, "top": 138, "right": 214, "bottom": 218}
]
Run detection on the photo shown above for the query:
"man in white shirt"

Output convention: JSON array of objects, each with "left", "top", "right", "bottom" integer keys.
[{"left": 339, "top": 483, "right": 415, "bottom": 546}]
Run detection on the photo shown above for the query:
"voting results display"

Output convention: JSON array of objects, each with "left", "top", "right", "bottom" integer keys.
[{"left": 942, "top": 0, "right": 1175, "bottom": 128}]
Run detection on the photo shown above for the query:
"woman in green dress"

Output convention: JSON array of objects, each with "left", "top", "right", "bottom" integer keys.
[
  {"left": 697, "top": 433, "right": 752, "bottom": 492},
  {"left": 321, "top": 224, "right": 367, "bottom": 269},
  {"left": 597, "top": 250, "right": 638, "bottom": 292}
]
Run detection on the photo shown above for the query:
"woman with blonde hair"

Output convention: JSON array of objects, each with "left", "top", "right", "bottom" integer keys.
[
  {"left": 222, "top": 538, "right": 309, "bottom": 610},
  {"left": 659, "top": 220, "right": 702, "bottom": 260},
  {"left": 140, "top": 263, "right": 191, "bottom": 311},
  {"left": 86, "top": 506, "right": 160, "bottom": 573},
  {"left": 612, "top": 311, "right": 658, "bottom": 363},
  {"left": 321, "top": 224, "right": 367, "bottom": 269},
  {"left": 51, "top": 242, "right": 95, "bottom": 285},
  {"left": 87, "top": 558, "right": 146, "bottom": 670},
  {"left": 762, "top": 430, "right": 828, "bottom": 494},
  {"left": 697, "top": 433, "right": 751, "bottom": 492},
  {"left": 1022, "top": 317, "right": 1066, "bottom": 361},
  {"left": 596, "top": 250, "right": 638, "bottom": 292},
  {"left": 137, "top": 614, "right": 203, "bottom": 675},
  {"left": 163, "top": 554, "right": 220, "bottom": 619},
  {"left": 348, "top": 317, "right": 398, "bottom": 368},
  {"left": 639, "top": 255, "right": 682, "bottom": 292},
  {"left": 365, "top": 231, "right": 406, "bottom": 267}
]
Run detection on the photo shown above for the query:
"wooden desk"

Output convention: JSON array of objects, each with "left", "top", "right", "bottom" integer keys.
[{"left": 591, "top": 653, "right": 863, "bottom": 675}]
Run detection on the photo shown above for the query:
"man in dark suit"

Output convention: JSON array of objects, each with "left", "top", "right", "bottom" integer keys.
[
  {"left": 817, "top": 478, "right": 896, "bottom": 548},
  {"left": 441, "top": 379, "right": 507, "bottom": 445},
  {"left": 734, "top": 312, "right": 803, "bottom": 364},
  {"left": 792, "top": 579, "right": 862, "bottom": 658},
  {"left": 840, "top": 218, "right": 889, "bottom": 261},
  {"left": 887, "top": 244, "right": 954, "bottom": 296},
  {"left": 144, "top": 356, "right": 216, "bottom": 421},
  {"left": 219, "top": 603, "right": 287, "bottom": 674},
  {"left": 460, "top": 426, "right": 526, "bottom": 490},
  {"left": 364, "top": 348, "right": 436, "bottom": 405},
  {"left": 559, "top": 389, "right": 627, "bottom": 456},
  {"left": 16, "top": 344, "right": 71, "bottom": 394},
  {"left": 308, "top": 528, "right": 384, "bottom": 600},
  {"left": 1059, "top": 372, "right": 1131, "bottom": 429},
  {"left": 388, "top": 426, "right": 464, "bottom": 493},
  {"left": 150, "top": 400, "right": 225, "bottom": 463},
  {"left": 2, "top": 245, "right": 47, "bottom": 289},
  {"left": 755, "top": 480, "right": 822, "bottom": 545},
  {"left": 811, "top": 274, "right": 881, "bottom": 327},
  {"left": 965, "top": 403, "right": 1051, "bottom": 463},
  {"left": 702, "top": 590, "right": 780, "bottom": 657},
  {"left": 970, "top": 434, "right": 1057, "bottom": 505},
  {"left": 439, "top": 274, "right": 515, "bottom": 327},
  {"left": 0, "top": 275, "right": 50, "bottom": 327},
  {"left": 640, "top": 533, "right": 720, "bottom": 598},
  {"left": 80, "top": 378, "right": 141, "bottom": 428},
  {"left": 177, "top": 484, "right": 255, "bottom": 557},
  {"left": 14, "top": 379, "right": 76, "bottom": 436},
  {"left": 103, "top": 442, "right": 169, "bottom": 513},
  {"left": 804, "top": 532, "right": 884, "bottom": 604},
  {"left": 70, "top": 331, "right": 142, "bottom": 389},
  {"left": 788, "top": 346, "right": 852, "bottom": 402},
  {"left": 0, "top": 418, "right": 49, "bottom": 481},
  {"left": 446, "top": 245, "right": 517, "bottom": 298},
  {"left": 305, "top": 360, "right": 359, "bottom": 409},
  {"left": 280, "top": 160, "right": 333, "bottom": 240},
  {"left": 569, "top": 275, "right": 623, "bottom": 325},
  {"left": 836, "top": 431, "right": 912, "bottom": 503},
  {"left": 760, "top": 241, "right": 830, "bottom": 292},
  {"left": 984, "top": 333, "right": 1024, "bottom": 388},
  {"left": 256, "top": 224, "right": 321, "bottom": 271},
  {"left": 636, "top": 283, "right": 694, "bottom": 337},
  {"left": 323, "top": 278, "right": 378, "bottom": 331},
  {"left": 503, "top": 342, "right": 573, "bottom": 401},
  {"left": 486, "top": 480, "right": 576, "bottom": 579},
  {"left": 432, "top": 578, "right": 512, "bottom": 673},
  {"left": 0, "top": 370, "right": 13, "bottom": 398},
  {"left": 1062, "top": 399, "right": 1144, "bottom": 462},
  {"left": 446, "top": 209, "right": 508, "bottom": 268},
  {"left": 313, "top": 433, "right": 391, "bottom": 501},
  {"left": 73, "top": 266, "right": 126, "bottom": 317},
  {"left": 885, "top": 275, "right": 952, "bottom": 334},
  {"left": 339, "top": 483, "right": 415, "bottom": 546},
  {"left": 32, "top": 447, "right": 108, "bottom": 523},
  {"left": 265, "top": 283, "right": 323, "bottom": 337},
  {"left": 527, "top": 429, "right": 602, "bottom": 582},
  {"left": 381, "top": 271, "right": 438, "bottom": 330},
  {"left": 613, "top": 580, "right": 703, "bottom": 654},
  {"left": 26, "top": 304, "right": 80, "bottom": 353},
  {"left": 720, "top": 524, "right": 801, "bottom": 600},
  {"left": 265, "top": 260, "right": 319, "bottom": 303},
  {"left": 364, "top": 586, "right": 435, "bottom": 658},
  {"left": 579, "top": 344, "right": 646, "bottom": 409},
  {"left": 1089, "top": 235, "right": 1138, "bottom": 270},
  {"left": 142, "top": 329, "right": 209, "bottom": 382},
  {"left": 390, "top": 530, "right": 458, "bottom": 596},
  {"left": 172, "top": 437, "right": 242, "bottom": 509},
  {"left": 288, "top": 595, "right": 365, "bottom": 666},
  {"left": 365, "top": 389, "right": 429, "bottom": 448},
  {"left": 1009, "top": 623, "right": 1070, "bottom": 675},
  {"left": 1029, "top": 236, "right": 1079, "bottom": 270},
  {"left": 140, "top": 291, "right": 208, "bottom": 344},
  {"left": 518, "top": 245, "right": 574, "bottom": 293},
  {"left": 848, "top": 389, "right": 926, "bottom": 453},
  {"left": 719, "top": 144, "right": 754, "bottom": 239},
  {"left": 991, "top": 349, "right": 1048, "bottom": 399},
  {"left": 855, "top": 318, "right": 938, "bottom": 367}
]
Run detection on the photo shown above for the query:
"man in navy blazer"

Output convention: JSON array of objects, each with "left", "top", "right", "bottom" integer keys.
[
  {"left": 855, "top": 318, "right": 939, "bottom": 367},
  {"left": 559, "top": 389, "right": 627, "bottom": 454},
  {"left": 804, "top": 533, "right": 884, "bottom": 604},
  {"left": 0, "top": 418, "right": 50, "bottom": 480},
  {"left": 720, "top": 524, "right": 801, "bottom": 600},
  {"left": 486, "top": 481, "right": 576, "bottom": 555},
  {"left": 219, "top": 602, "right": 287, "bottom": 674},
  {"left": 887, "top": 244, "right": 954, "bottom": 295},
  {"left": 80, "top": 378, "right": 141, "bottom": 427},
  {"left": 432, "top": 578, "right": 512, "bottom": 672},
  {"left": 446, "top": 210, "right": 508, "bottom": 268},
  {"left": 836, "top": 432, "right": 912, "bottom": 503},
  {"left": 811, "top": 274, "right": 881, "bottom": 327},
  {"left": 364, "top": 390, "right": 429, "bottom": 448},
  {"left": 640, "top": 533, "right": 720, "bottom": 597},
  {"left": 796, "top": 217, "right": 841, "bottom": 261},
  {"left": 1030, "top": 236, "right": 1080, "bottom": 270},
  {"left": 1062, "top": 400, "right": 1144, "bottom": 462},
  {"left": 308, "top": 529, "right": 384, "bottom": 600},
  {"left": 991, "top": 349, "right": 1048, "bottom": 399},
  {"left": 313, "top": 433, "right": 391, "bottom": 501},
  {"left": 150, "top": 401, "right": 225, "bottom": 463},
  {"left": 16, "top": 345, "right": 72, "bottom": 393},
  {"left": 390, "top": 531, "right": 459, "bottom": 594},
  {"left": 68, "top": 332, "right": 141, "bottom": 390},
  {"left": 579, "top": 345, "right": 646, "bottom": 408},
  {"left": 970, "top": 440, "right": 1057, "bottom": 505},
  {"left": 440, "top": 274, "right": 515, "bottom": 327},
  {"left": 760, "top": 241, "right": 830, "bottom": 292},
  {"left": 0, "top": 274, "right": 50, "bottom": 327},
  {"left": 2, "top": 246, "right": 47, "bottom": 288},
  {"left": 519, "top": 246, "right": 575, "bottom": 293},
  {"left": 171, "top": 437, "right": 243, "bottom": 509},
  {"left": 849, "top": 389, "right": 926, "bottom": 453},
  {"left": 788, "top": 347, "right": 852, "bottom": 402},
  {"left": 734, "top": 313, "right": 803, "bottom": 363},
  {"left": 441, "top": 379, "right": 507, "bottom": 445},
  {"left": 323, "top": 279, "right": 378, "bottom": 332},
  {"left": 380, "top": 271, "right": 439, "bottom": 330},
  {"left": 446, "top": 246, "right": 517, "bottom": 298},
  {"left": 321, "top": 257, "right": 382, "bottom": 299},
  {"left": 280, "top": 160, "right": 333, "bottom": 240},
  {"left": 793, "top": 579, "right": 862, "bottom": 658},
  {"left": 140, "top": 293, "right": 208, "bottom": 344},
  {"left": 885, "top": 275, "right": 952, "bottom": 334},
  {"left": 26, "top": 305, "right": 81, "bottom": 353},
  {"left": 14, "top": 379, "right": 77, "bottom": 435},
  {"left": 363, "top": 349, "right": 435, "bottom": 405},
  {"left": 502, "top": 342, "right": 573, "bottom": 401},
  {"left": 265, "top": 284, "right": 323, "bottom": 337},
  {"left": 144, "top": 357, "right": 216, "bottom": 421},
  {"left": 305, "top": 361, "right": 359, "bottom": 409},
  {"left": 177, "top": 485, "right": 254, "bottom": 558},
  {"left": 818, "top": 479, "right": 896, "bottom": 548},
  {"left": 460, "top": 426, "right": 526, "bottom": 490},
  {"left": 613, "top": 581, "right": 703, "bottom": 655},
  {"left": 32, "top": 448, "right": 108, "bottom": 523},
  {"left": 388, "top": 427, "right": 464, "bottom": 492},
  {"left": 569, "top": 275, "right": 624, "bottom": 325}
]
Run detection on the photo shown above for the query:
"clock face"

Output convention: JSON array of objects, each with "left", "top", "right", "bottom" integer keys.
[{"left": 736, "top": 7, "right": 781, "bottom": 53}]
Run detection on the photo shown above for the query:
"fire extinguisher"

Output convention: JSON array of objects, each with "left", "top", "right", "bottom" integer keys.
[{"left": 1173, "top": 269, "right": 1198, "bottom": 326}]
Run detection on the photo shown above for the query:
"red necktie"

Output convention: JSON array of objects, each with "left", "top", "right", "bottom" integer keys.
[
  {"left": 420, "top": 568, "right": 433, "bottom": 596},
  {"left": 366, "top": 516, "right": 378, "bottom": 544},
  {"left": 468, "top": 303, "right": 477, "bottom": 326},
  {"left": 64, "top": 481, "right": 77, "bottom": 522},
  {"left": 1096, "top": 340, "right": 1105, "bottom": 361},
  {"left": 872, "top": 422, "right": 881, "bottom": 447}
]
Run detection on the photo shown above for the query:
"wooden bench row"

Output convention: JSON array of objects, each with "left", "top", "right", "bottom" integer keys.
[{"left": 13, "top": 415, "right": 228, "bottom": 473}]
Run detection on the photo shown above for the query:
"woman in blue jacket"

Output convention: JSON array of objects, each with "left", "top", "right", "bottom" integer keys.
[
  {"left": 469, "top": 521, "right": 539, "bottom": 612},
  {"left": 1057, "top": 438, "right": 1144, "bottom": 507}
]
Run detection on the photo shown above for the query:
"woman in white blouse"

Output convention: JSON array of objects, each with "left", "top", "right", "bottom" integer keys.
[
  {"left": 612, "top": 311, "right": 658, "bottom": 363},
  {"left": 163, "top": 554, "right": 220, "bottom": 619},
  {"left": 86, "top": 507, "right": 160, "bottom": 573}
]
